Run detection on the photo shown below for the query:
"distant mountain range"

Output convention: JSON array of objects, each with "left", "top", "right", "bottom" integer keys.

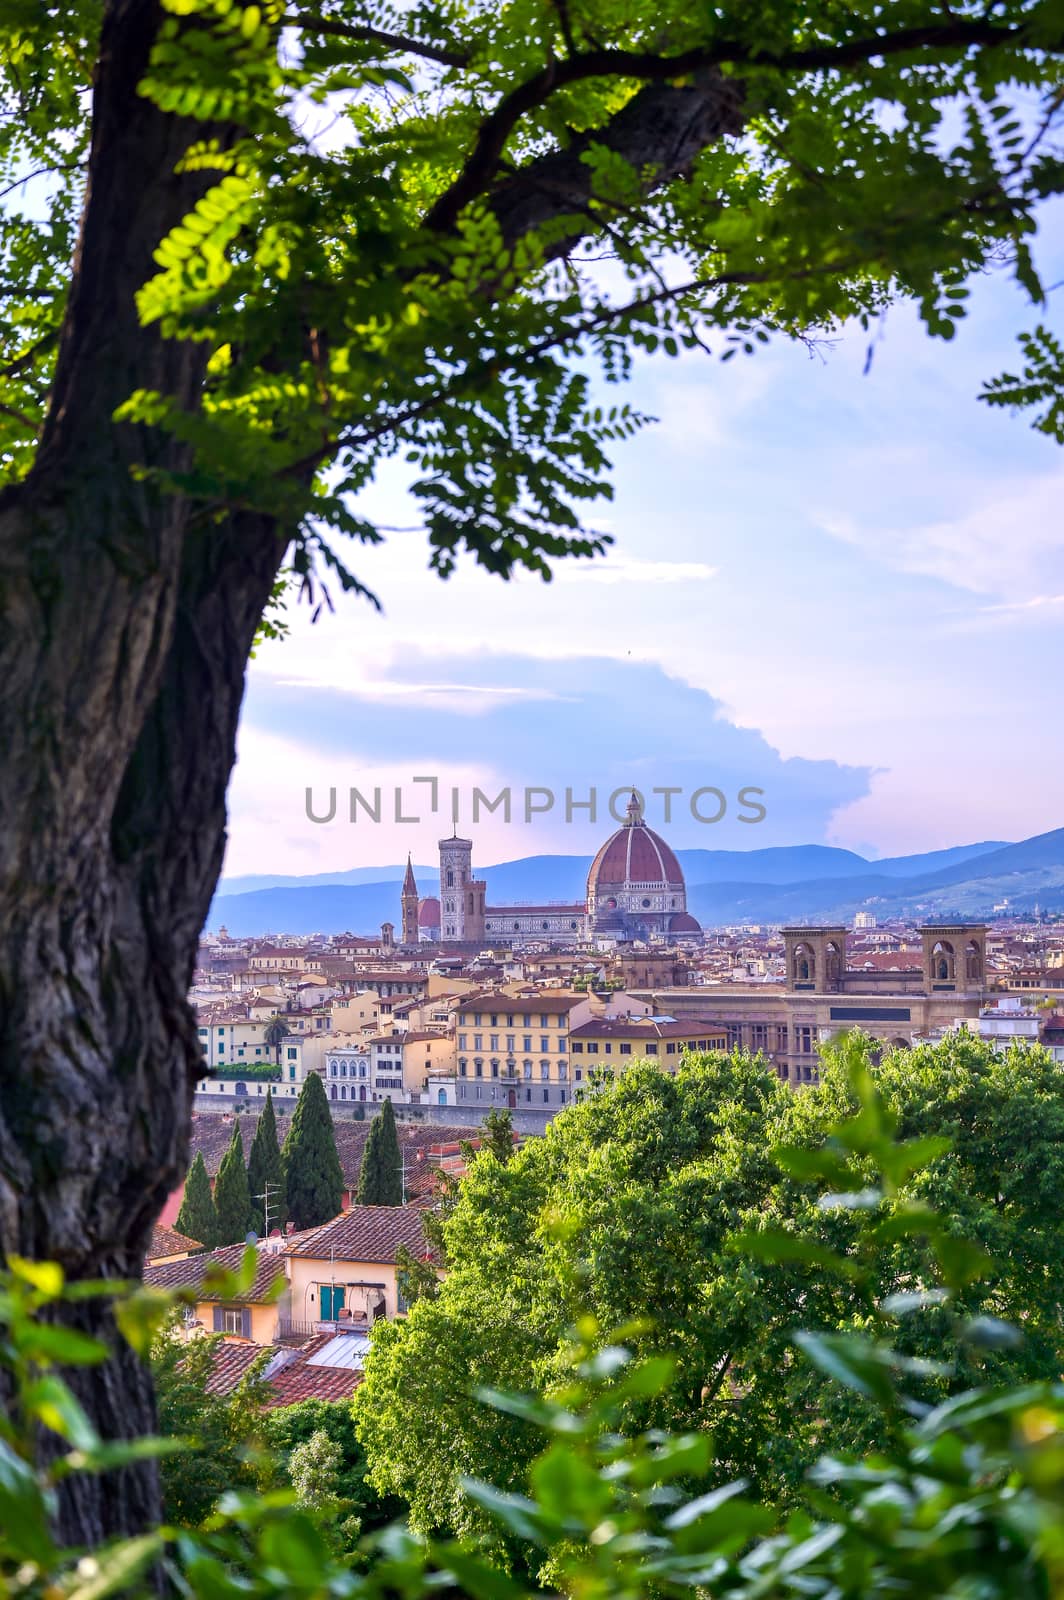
[{"left": 207, "top": 829, "right": 1064, "bottom": 935}]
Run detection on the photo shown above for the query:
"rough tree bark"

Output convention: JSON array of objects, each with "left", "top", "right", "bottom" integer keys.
[{"left": 0, "top": 0, "right": 742, "bottom": 1547}]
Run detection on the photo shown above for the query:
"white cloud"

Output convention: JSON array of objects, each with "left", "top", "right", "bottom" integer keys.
[{"left": 820, "top": 470, "right": 1064, "bottom": 599}]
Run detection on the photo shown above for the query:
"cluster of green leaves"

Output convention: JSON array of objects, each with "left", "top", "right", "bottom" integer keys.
[
  {"left": 6, "top": 1043, "right": 1064, "bottom": 1597},
  {"left": 5, "top": 0, "right": 1064, "bottom": 589},
  {"left": 981, "top": 322, "right": 1064, "bottom": 440},
  {"left": 355, "top": 1032, "right": 1064, "bottom": 1530}
]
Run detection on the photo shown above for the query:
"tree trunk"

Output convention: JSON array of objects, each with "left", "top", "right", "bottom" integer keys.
[
  {"left": 0, "top": 0, "right": 284, "bottom": 1546},
  {"left": 0, "top": 0, "right": 746, "bottom": 1551}
]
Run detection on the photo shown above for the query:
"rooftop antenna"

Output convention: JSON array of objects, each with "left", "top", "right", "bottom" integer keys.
[{"left": 255, "top": 1179, "right": 282, "bottom": 1240}]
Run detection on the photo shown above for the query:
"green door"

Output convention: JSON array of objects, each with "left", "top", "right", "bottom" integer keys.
[{"left": 320, "top": 1284, "right": 345, "bottom": 1320}]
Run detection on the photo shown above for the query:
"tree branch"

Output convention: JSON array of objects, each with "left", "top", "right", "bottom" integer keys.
[
  {"left": 423, "top": 18, "right": 1029, "bottom": 234},
  {"left": 283, "top": 11, "right": 469, "bottom": 67}
]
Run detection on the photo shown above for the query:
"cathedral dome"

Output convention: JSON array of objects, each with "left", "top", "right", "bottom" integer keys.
[
  {"left": 586, "top": 793, "right": 684, "bottom": 899},
  {"left": 418, "top": 896, "right": 441, "bottom": 929}
]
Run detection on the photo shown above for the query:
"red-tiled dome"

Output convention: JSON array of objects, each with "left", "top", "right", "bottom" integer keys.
[
  {"left": 586, "top": 794, "right": 684, "bottom": 897},
  {"left": 418, "top": 896, "right": 441, "bottom": 928},
  {"left": 669, "top": 911, "right": 702, "bottom": 935}
]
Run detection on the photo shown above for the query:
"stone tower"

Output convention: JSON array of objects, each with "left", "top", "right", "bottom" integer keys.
[
  {"left": 439, "top": 832, "right": 486, "bottom": 944},
  {"left": 920, "top": 924, "right": 987, "bottom": 993},
  {"left": 400, "top": 855, "right": 419, "bottom": 946},
  {"left": 782, "top": 927, "right": 847, "bottom": 993}
]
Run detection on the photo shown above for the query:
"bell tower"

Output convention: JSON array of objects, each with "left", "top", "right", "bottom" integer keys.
[
  {"left": 920, "top": 924, "right": 987, "bottom": 993},
  {"left": 401, "top": 855, "right": 419, "bottom": 945},
  {"left": 783, "top": 927, "right": 847, "bottom": 993}
]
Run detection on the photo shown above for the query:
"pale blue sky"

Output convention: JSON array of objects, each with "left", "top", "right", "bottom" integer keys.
[{"left": 227, "top": 206, "right": 1064, "bottom": 877}]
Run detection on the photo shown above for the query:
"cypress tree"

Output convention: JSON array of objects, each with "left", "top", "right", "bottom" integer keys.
[
  {"left": 356, "top": 1098, "right": 403, "bottom": 1206},
  {"left": 213, "top": 1123, "right": 255, "bottom": 1245},
  {"left": 175, "top": 1151, "right": 217, "bottom": 1249},
  {"left": 247, "top": 1089, "right": 286, "bottom": 1234},
  {"left": 282, "top": 1072, "right": 344, "bottom": 1229}
]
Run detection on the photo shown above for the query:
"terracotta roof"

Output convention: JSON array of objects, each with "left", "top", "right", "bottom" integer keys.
[
  {"left": 287, "top": 1205, "right": 433, "bottom": 1264},
  {"left": 570, "top": 1018, "right": 727, "bottom": 1040},
  {"left": 418, "top": 896, "right": 441, "bottom": 926},
  {"left": 203, "top": 1340, "right": 265, "bottom": 1396},
  {"left": 587, "top": 808, "right": 684, "bottom": 896},
  {"left": 262, "top": 1333, "right": 365, "bottom": 1407},
  {"left": 148, "top": 1224, "right": 202, "bottom": 1261},
  {"left": 145, "top": 1241, "right": 288, "bottom": 1303}
]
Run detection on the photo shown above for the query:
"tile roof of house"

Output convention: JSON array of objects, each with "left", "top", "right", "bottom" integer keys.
[
  {"left": 570, "top": 1017, "right": 727, "bottom": 1040},
  {"left": 262, "top": 1332, "right": 366, "bottom": 1406},
  {"left": 203, "top": 1340, "right": 265, "bottom": 1396},
  {"left": 286, "top": 1205, "right": 433, "bottom": 1264},
  {"left": 144, "top": 1241, "right": 289, "bottom": 1303},
  {"left": 148, "top": 1224, "right": 202, "bottom": 1261}
]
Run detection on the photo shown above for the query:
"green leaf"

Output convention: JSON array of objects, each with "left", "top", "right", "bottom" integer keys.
[
  {"left": 22, "top": 1376, "right": 99, "bottom": 1450},
  {"left": 64, "top": 1534, "right": 163, "bottom": 1600},
  {"left": 0, "top": 1438, "right": 55, "bottom": 1565},
  {"left": 530, "top": 1445, "right": 611, "bottom": 1522}
]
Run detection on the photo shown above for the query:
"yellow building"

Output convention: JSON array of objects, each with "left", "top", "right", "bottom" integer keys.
[
  {"left": 568, "top": 1016, "right": 728, "bottom": 1089},
  {"left": 145, "top": 1241, "right": 289, "bottom": 1345},
  {"left": 284, "top": 1206, "right": 437, "bottom": 1333},
  {"left": 453, "top": 988, "right": 589, "bottom": 1110}
]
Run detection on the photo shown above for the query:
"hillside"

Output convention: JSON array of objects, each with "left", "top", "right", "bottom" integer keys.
[{"left": 204, "top": 833, "right": 1056, "bottom": 935}]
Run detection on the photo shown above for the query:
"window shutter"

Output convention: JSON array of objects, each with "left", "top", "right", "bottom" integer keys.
[
  {"left": 241, "top": 1306, "right": 251, "bottom": 1339},
  {"left": 212, "top": 1306, "right": 223, "bottom": 1333}
]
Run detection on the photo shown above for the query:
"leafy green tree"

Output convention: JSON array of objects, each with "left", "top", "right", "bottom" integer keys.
[
  {"left": 174, "top": 1152, "right": 218, "bottom": 1251},
  {"left": 357, "top": 1099, "right": 403, "bottom": 1206},
  {"left": 357, "top": 1037, "right": 1064, "bottom": 1530},
  {"left": 5, "top": 0, "right": 1064, "bottom": 1545},
  {"left": 213, "top": 1124, "right": 255, "bottom": 1246},
  {"left": 247, "top": 1090, "right": 286, "bottom": 1235},
  {"left": 283, "top": 1072, "right": 345, "bottom": 1229},
  {"left": 151, "top": 1321, "right": 267, "bottom": 1527}
]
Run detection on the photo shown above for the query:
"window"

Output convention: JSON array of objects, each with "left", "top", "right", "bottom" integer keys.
[
  {"left": 620, "top": 1043, "right": 631, "bottom": 1055},
  {"left": 523, "top": 1013, "right": 532, "bottom": 1027},
  {"left": 474, "top": 1060, "right": 483, "bottom": 1078},
  {"left": 523, "top": 1035, "right": 532, "bottom": 1051},
  {"left": 489, "top": 1034, "right": 499, "bottom": 1050},
  {"left": 473, "top": 1034, "right": 483, "bottom": 1050},
  {"left": 287, "top": 1047, "right": 297, "bottom": 1060},
  {"left": 523, "top": 1060, "right": 532, "bottom": 1078},
  {"left": 458, "top": 1033, "right": 467, "bottom": 1050},
  {"left": 506, "top": 1035, "right": 515, "bottom": 1052},
  {"left": 586, "top": 1042, "right": 598, "bottom": 1056},
  {"left": 571, "top": 1041, "right": 583, "bottom": 1053},
  {"left": 539, "top": 1014, "right": 548, "bottom": 1028},
  {"left": 575, "top": 1068, "right": 583, "bottom": 1082},
  {"left": 543, "top": 1088, "right": 549, "bottom": 1102},
  {"left": 540, "top": 1036, "right": 550, "bottom": 1053},
  {"left": 491, "top": 1060, "right": 499, "bottom": 1078},
  {"left": 490, "top": 1014, "right": 498, "bottom": 1026},
  {"left": 645, "top": 1043, "right": 658, "bottom": 1056},
  {"left": 557, "top": 1039, "right": 566, "bottom": 1054},
  {"left": 540, "top": 1061, "right": 550, "bottom": 1080},
  {"left": 289, "top": 1065, "right": 296, "bottom": 1080},
  {"left": 666, "top": 1043, "right": 676, "bottom": 1055},
  {"left": 507, "top": 1014, "right": 514, "bottom": 1027},
  {"left": 222, "top": 1308, "right": 243, "bottom": 1336},
  {"left": 459, "top": 1059, "right": 468, "bottom": 1077}
]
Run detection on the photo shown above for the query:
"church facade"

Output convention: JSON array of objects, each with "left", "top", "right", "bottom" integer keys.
[{"left": 400, "top": 795, "right": 702, "bottom": 948}]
